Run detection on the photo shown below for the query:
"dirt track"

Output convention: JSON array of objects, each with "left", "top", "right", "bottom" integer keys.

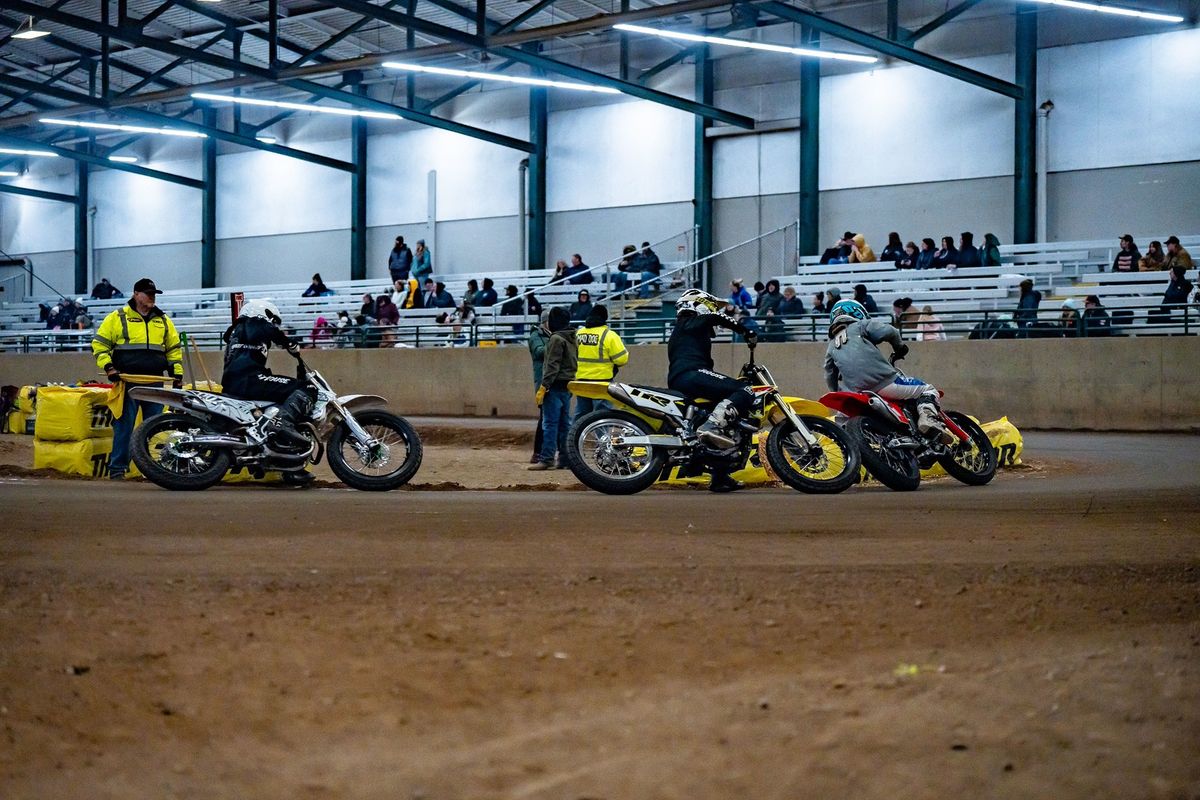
[{"left": 0, "top": 431, "right": 1197, "bottom": 799}]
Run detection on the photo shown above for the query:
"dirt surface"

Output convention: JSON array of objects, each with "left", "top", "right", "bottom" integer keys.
[{"left": 0, "top": 430, "right": 1197, "bottom": 799}]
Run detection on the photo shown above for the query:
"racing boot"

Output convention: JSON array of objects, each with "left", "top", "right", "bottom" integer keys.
[
  {"left": 265, "top": 389, "right": 315, "bottom": 450},
  {"left": 916, "top": 400, "right": 955, "bottom": 446},
  {"left": 708, "top": 471, "right": 743, "bottom": 493},
  {"left": 695, "top": 399, "right": 739, "bottom": 449}
]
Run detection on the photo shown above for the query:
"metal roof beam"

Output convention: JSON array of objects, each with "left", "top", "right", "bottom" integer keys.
[
  {"left": 906, "top": 0, "right": 989, "bottom": 43},
  {"left": 0, "top": 183, "right": 77, "bottom": 203},
  {"left": 0, "top": 132, "right": 204, "bottom": 188}
]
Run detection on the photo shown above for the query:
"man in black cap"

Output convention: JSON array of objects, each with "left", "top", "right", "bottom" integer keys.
[
  {"left": 92, "top": 278, "right": 184, "bottom": 481},
  {"left": 820, "top": 232, "right": 856, "bottom": 265}
]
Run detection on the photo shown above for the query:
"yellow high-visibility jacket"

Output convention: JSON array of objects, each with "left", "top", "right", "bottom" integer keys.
[
  {"left": 575, "top": 324, "right": 629, "bottom": 381},
  {"left": 92, "top": 303, "right": 183, "bottom": 378}
]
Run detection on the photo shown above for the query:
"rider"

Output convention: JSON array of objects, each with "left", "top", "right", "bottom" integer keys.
[
  {"left": 823, "top": 299, "right": 952, "bottom": 444},
  {"left": 221, "top": 299, "right": 314, "bottom": 446},
  {"left": 668, "top": 288, "right": 758, "bottom": 456}
]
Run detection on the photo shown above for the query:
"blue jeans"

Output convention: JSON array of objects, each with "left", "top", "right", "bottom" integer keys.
[
  {"left": 538, "top": 388, "right": 571, "bottom": 464},
  {"left": 573, "top": 395, "right": 612, "bottom": 425},
  {"left": 110, "top": 398, "right": 163, "bottom": 476},
  {"left": 638, "top": 271, "right": 660, "bottom": 298}
]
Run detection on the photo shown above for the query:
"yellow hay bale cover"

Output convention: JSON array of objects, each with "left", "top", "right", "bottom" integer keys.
[
  {"left": 16, "top": 386, "right": 36, "bottom": 414},
  {"left": 33, "top": 386, "right": 115, "bottom": 442},
  {"left": 5, "top": 410, "right": 30, "bottom": 435},
  {"left": 34, "top": 437, "right": 117, "bottom": 478},
  {"left": 920, "top": 416, "right": 1023, "bottom": 478}
]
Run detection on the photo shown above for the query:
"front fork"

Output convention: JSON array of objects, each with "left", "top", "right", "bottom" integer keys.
[
  {"left": 331, "top": 403, "right": 377, "bottom": 449},
  {"left": 768, "top": 391, "right": 820, "bottom": 449}
]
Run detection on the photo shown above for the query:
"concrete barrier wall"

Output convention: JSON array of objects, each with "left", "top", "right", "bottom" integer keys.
[{"left": 2, "top": 337, "right": 1196, "bottom": 431}]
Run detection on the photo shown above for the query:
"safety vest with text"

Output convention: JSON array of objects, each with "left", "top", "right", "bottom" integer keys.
[
  {"left": 92, "top": 303, "right": 184, "bottom": 378},
  {"left": 575, "top": 324, "right": 629, "bottom": 380}
]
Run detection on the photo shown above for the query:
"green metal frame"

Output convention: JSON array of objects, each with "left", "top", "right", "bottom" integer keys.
[
  {"left": 1014, "top": 7, "right": 1038, "bottom": 244},
  {"left": 201, "top": 107, "right": 217, "bottom": 288},
  {"left": 527, "top": 77, "right": 548, "bottom": 271},
  {"left": 350, "top": 76, "right": 368, "bottom": 281},
  {"left": 906, "top": 0, "right": 989, "bottom": 43},
  {"left": 798, "top": 26, "right": 820, "bottom": 257},
  {"left": 0, "top": 183, "right": 76, "bottom": 203},
  {"left": 694, "top": 46, "right": 713, "bottom": 276}
]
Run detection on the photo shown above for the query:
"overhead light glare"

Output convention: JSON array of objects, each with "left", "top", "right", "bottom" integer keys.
[
  {"left": 108, "top": 155, "right": 139, "bottom": 163},
  {"left": 41, "top": 118, "right": 207, "bottom": 138},
  {"left": 614, "top": 23, "right": 879, "bottom": 63},
  {"left": 255, "top": 135, "right": 278, "bottom": 144},
  {"left": 382, "top": 61, "right": 622, "bottom": 93},
  {"left": 192, "top": 92, "right": 404, "bottom": 120},
  {"left": 1028, "top": 0, "right": 1183, "bottom": 21},
  {"left": 11, "top": 16, "right": 50, "bottom": 39},
  {"left": 0, "top": 170, "right": 19, "bottom": 177},
  {"left": 0, "top": 147, "right": 58, "bottom": 157}
]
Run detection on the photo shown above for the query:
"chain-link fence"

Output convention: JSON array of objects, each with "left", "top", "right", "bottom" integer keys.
[{"left": 709, "top": 220, "right": 801, "bottom": 290}]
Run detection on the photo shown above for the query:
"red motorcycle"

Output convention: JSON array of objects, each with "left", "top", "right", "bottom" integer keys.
[{"left": 818, "top": 355, "right": 997, "bottom": 491}]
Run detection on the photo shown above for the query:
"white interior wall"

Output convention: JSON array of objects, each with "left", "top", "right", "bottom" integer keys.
[{"left": 2, "top": 27, "right": 1198, "bottom": 293}]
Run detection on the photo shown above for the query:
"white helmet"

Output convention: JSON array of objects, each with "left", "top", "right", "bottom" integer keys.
[
  {"left": 241, "top": 298, "right": 282, "bottom": 325},
  {"left": 675, "top": 288, "right": 724, "bottom": 317}
]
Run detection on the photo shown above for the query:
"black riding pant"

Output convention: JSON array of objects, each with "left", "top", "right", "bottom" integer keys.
[
  {"left": 669, "top": 369, "right": 755, "bottom": 415},
  {"left": 223, "top": 371, "right": 314, "bottom": 424}
]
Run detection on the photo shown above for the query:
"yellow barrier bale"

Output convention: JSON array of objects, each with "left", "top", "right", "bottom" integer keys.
[
  {"left": 16, "top": 386, "right": 36, "bottom": 414},
  {"left": 982, "top": 416, "right": 1023, "bottom": 467},
  {"left": 5, "top": 410, "right": 29, "bottom": 435},
  {"left": 33, "top": 437, "right": 115, "bottom": 478},
  {"left": 33, "top": 386, "right": 115, "bottom": 442}
]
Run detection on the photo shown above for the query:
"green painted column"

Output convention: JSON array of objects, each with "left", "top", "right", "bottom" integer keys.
[
  {"left": 350, "top": 74, "right": 368, "bottom": 281},
  {"left": 1013, "top": 7, "right": 1038, "bottom": 244},
  {"left": 201, "top": 107, "right": 217, "bottom": 288},
  {"left": 798, "top": 26, "right": 820, "bottom": 256},
  {"left": 694, "top": 44, "right": 714, "bottom": 281},
  {"left": 527, "top": 83, "right": 547, "bottom": 270},
  {"left": 74, "top": 160, "right": 88, "bottom": 295}
]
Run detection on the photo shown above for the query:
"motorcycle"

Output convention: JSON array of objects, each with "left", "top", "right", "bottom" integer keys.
[
  {"left": 127, "top": 352, "right": 423, "bottom": 491},
  {"left": 818, "top": 353, "right": 996, "bottom": 491},
  {"left": 565, "top": 341, "right": 860, "bottom": 495}
]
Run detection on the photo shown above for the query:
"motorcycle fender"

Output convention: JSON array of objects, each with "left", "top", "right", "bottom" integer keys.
[
  {"left": 127, "top": 386, "right": 191, "bottom": 410},
  {"left": 770, "top": 397, "right": 834, "bottom": 425},
  {"left": 336, "top": 394, "right": 388, "bottom": 414},
  {"left": 567, "top": 380, "right": 611, "bottom": 400}
]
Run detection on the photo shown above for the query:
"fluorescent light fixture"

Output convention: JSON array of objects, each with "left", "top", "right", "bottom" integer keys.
[
  {"left": 1028, "top": 0, "right": 1184, "bottom": 21},
  {"left": 0, "top": 170, "right": 19, "bottom": 177},
  {"left": 11, "top": 16, "right": 50, "bottom": 39},
  {"left": 192, "top": 92, "right": 404, "bottom": 120},
  {"left": 108, "top": 155, "right": 138, "bottom": 163},
  {"left": 0, "top": 147, "right": 58, "bottom": 157},
  {"left": 255, "top": 135, "right": 278, "bottom": 144},
  {"left": 41, "top": 118, "right": 207, "bottom": 138},
  {"left": 382, "top": 61, "right": 622, "bottom": 94},
  {"left": 614, "top": 23, "right": 879, "bottom": 63}
]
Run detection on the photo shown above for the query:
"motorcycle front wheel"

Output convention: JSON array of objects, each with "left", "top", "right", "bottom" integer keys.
[
  {"left": 846, "top": 416, "right": 921, "bottom": 491},
  {"left": 327, "top": 411, "right": 423, "bottom": 491},
  {"left": 131, "top": 413, "right": 232, "bottom": 491},
  {"left": 565, "top": 410, "right": 666, "bottom": 495},
  {"left": 937, "top": 411, "right": 998, "bottom": 486},
  {"left": 765, "top": 416, "right": 859, "bottom": 494}
]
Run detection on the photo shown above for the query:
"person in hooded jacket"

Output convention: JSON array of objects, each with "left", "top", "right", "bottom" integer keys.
[
  {"left": 982, "top": 233, "right": 1003, "bottom": 267},
  {"left": 880, "top": 232, "right": 905, "bottom": 264},
  {"left": 530, "top": 307, "right": 577, "bottom": 470},
  {"left": 569, "top": 290, "right": 593, "bottom": 323},
  {"left": 849, "top": 233, "right": 876, "bottom": 263},
  {"left": 931, "top": 236, "right": 958, "bottom": 269},
  {"left": 527, "top": 310, "right": 552, "bottom": 463},
  {"left": 957, "top": 232, "right": 983, "bottom": 269}
]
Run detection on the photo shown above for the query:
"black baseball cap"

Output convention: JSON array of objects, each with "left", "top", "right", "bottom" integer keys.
[{"left": 133, "top": 278, "right": 162, "bottom": 295}]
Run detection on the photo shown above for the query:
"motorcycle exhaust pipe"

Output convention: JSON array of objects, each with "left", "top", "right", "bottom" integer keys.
[{"left": 185, "top": 434, "right": 249, "bottom": 448}]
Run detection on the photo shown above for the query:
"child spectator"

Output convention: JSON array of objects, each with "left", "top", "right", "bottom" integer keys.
[
  {"left": 811, "top": 290, "right": 827, "bottom": 315},
  {"left": 896, "top": 242, "right": 919, "bottom": 270},
  {"left": 917, "top": 305, "right": 946, "bottom": 340}
]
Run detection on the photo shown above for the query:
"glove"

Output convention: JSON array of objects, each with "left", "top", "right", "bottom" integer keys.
[
  {"left": 894, "top": 344, "right": 909, "bottom": 359},
  {"left": 172, "top": 376, "right": 184, "bottom": 389},
  {"left": 104, "top": 366, "right": 121, "bottom": 383},
  {"left": 535, "top": 385, "right": 547, "bottom": 407},
  {"left": 286, "top": 341, "right": 301, "bottom": 355}
]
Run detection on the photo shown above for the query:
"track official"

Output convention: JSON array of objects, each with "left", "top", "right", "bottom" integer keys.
[
  {"left": 572, "top": 305, "right": 628, "bottom": 421},
  {"left": 92, "top": 277, "right": 183, "bottom": 481}
]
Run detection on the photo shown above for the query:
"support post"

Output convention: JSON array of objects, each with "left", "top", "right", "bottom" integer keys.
[
  {"left": 201, "top": 108, "right": 217, "bottom": 288},
  {"left": 694, "top": 45, "right": 714, "bottom": 281},
  {"left": 527, "top": 70, "right": 547, "bottom": 270},
  {"left": 350, "top": 73, "right": 368, "bottom": 281},
  {"left": 886, "top": 0, "right": 899, "bottom": 41},
  {"left": 1013, "top": 6, "right": 1037, "bottom": 244},
  {"left": 798, "top": 26, "right": 820, "bottom": 257},
  {"left": 74, "top": 160, "right": 89, "bottom": 295},
  {"left": 619, "top": 0, "right": 631, "bottom": 82},
  {"left": 268, "top": 0, "right": 279, "bottom": 69}
]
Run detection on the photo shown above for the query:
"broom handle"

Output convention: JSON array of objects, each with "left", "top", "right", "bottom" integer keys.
[{"left": 191, "top": 335, "right": 213, "bottom": 385}]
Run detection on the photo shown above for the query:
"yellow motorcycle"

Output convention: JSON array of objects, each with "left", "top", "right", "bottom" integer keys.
[{"left": 565, "top": 341, "right": 859, "bottom": 495}]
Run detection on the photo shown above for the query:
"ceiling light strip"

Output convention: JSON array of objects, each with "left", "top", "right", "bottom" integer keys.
[
  {"left": 192, "top": 92, "right": 404, "bottom": 120},
  {"left": 382, "top": 62, "right": 622, "bottom": 93},
  {"left": 41, "top": 118, "right": 208, "bottom": 138},
  {"left": 1028, "top": 0, "right": 1183, "bottom": 22},
  {"left": 613, "top": 24, "right": 879, "bottom": 63}
]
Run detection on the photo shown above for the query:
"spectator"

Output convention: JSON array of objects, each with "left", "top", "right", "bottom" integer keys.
[
  {"left": 401, "top": 278, "right": 422, "bottom": 310},
  {"left": 811, "top": 290, "right": 827, "bottom": 315},
  {"left": 636, "top": 241, "right": 662, "bottom": 298},
  {"left": 466, "top": 279, "right": 482, "bottom": 306},
  {"left": 302, "top": 272, "right": 330, "bottom": 297},
  {"left": 552, "top": 259, "right": 569, "bottom": 283},
  {"left": 530, "top": 306, "right": 577, "bottom": 471},
  {"left": 1161, "top": 264, "right": 1194, "bottom": 314},
  {"left": 820, "top": 232, "right": 855, "bottom": 265},
  {"left": 388, "top": 236, "right": 413, "bottom": 282},
  {"left": 729, "top": 279, "right": 753, "bottom": 311},
  {"left": 932, "top": 236, "right": 958, "bottom": 269},
  {"left": 1059, "top": 298, "right": 1081, "bottom": 337},
  {"left": 825, "top": 287, "right": 843, "bottom": 308},
  {"left": 478, "top": 278, "right": 499, "bottom": 307},
  {"left": 982, "top": 233, "right": 1003, "bottom": 267},
  {"left": 614, "top": 245, "right": 636, "bottom": 292},
  {"left": 732, "top": 306, "right": 760, "bottom": 343},
  {"left": 917, "top": 305, "right": 947, "bottom": 341},
  {"left": 880, "top": 232, "right": 904, "bottom": 264},
  {"left": 1015, "top": 278, "right": 1042, "bottom": 333},
  {"left": 1163, "top": 236, "right": 1194, "bottom": 272},
  {"left": 916, "top": 237, "right": 937, "bottom": 270},
  {"left": 849, "top": 233, "right": 876, "bottom": 263},
  {"left": 359, "top": 293, "right": 376, "bottom": 322},
  {"left": 757, "top": 279, "right": 784, "bottom": 342},
  {"left": 573, "top": 304, "right": 628, "bottom": 420},
  {"left": 413, "top": 239, "right": 433, "bottom": 282},
  {"left": 56, "top": 299, "right": 79, "bottom": 328},
  {"left": 433, "top": 281, "right": 455, "bottom": 309},
  {"left": 891, "top": 297, "right": 915, "bottom": 333},
  {"left": 565, "top": 254, "right": 594, "bottom": 285},
  {"left": 569, "top": 290, "right": 593, "bottom": 323},
  {"left": 73, "top": 300, "right": 93, "bottom": 330},
  {"left": 90, "top": 278, "right": 121, "bottom": 300},
  {"left": 1139, "top": 240, "right": 1167, "bottom": 271},
  {"left": 778, "top": 286, "right": 805, "bottom": 317},
  {"left": 1081, "top": 294, "right": 1112, "bottom": 337},
  {"left": 957, "top": 232, "right": 983, "bottom": 269},
  {"left": 853, "top": 283, "right": 879, "bottom": 314},
  {"left": 1111, "top": 234, "right": 1140, "bottom": 272},
  {"left": 527, "top": 310, "right": 552, "bottom": 463},
  {"left": 750, "top": 281, "right": 764, "bottom": 310},
  {"left": 390, "top": 279, "right": 410, "bottom": 307},
  {"left": 896, "top": 242, "right": 919, "bottom": 270},
  {"left": 374, "top": 295, "right": 399, "bottom": 326},
  {"left": 501, "top": 285, "right": 526, "bottom": 337},
  {"left": 421, "top": 278, "right": 437, "bottom": 308},
  {"left": 309, "top": 315, "right": 335, "bottom": 348},
  {"left": 526, "top": 293, "right": 543, "bottom": 319}
]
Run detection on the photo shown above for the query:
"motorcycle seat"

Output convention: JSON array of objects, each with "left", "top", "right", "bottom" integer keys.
[{"left": 626, "top": 384, "right": 711, "bottom": 405}]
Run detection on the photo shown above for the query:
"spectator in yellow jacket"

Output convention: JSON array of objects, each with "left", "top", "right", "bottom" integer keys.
[
  {"left": 849, "top": 233, "right": 876, "bottom": 263},
  {"left": 572, "top": 305, "right": 628, "bottom": 422},
  {"left": 91, "top": 277, "right": 183, "bottom": 481}
]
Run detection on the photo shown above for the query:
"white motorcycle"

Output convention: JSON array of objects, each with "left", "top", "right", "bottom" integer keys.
[{"left": 128, "top": 353, "right": 422, "bottom": 491}]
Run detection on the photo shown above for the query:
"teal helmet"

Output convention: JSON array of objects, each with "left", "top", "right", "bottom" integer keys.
[{"left": 829, "top": 299, "right": 869, "bottom": 327}]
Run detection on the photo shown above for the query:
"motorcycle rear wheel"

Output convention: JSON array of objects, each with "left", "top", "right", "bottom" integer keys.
[
  {"left": 131, "top": 413, "right": 231, "bottom": 491},
  {"left": 846, "top": 416, "right": 921, "bottom": 492},
  {"left": 327, "top": 411, "right": 423, "bottom": 491},
  {"left": 566, "top": 410, "right": 665, "bottom": 495},
  {"left": 765, "top": 416, "right": 859, "bottom": 494},
  {"left": 937, "top": 411, "right": 997, "bottom": 486}
]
